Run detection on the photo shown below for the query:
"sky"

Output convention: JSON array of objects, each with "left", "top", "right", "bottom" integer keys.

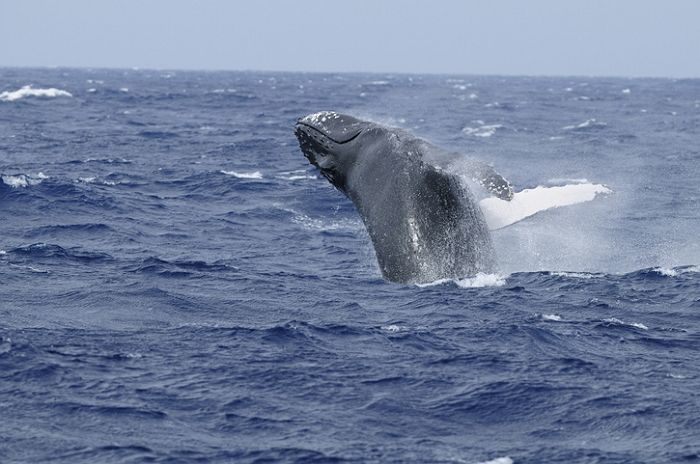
[{"left": 1, "top": 0, "right": 699, "bottom": 78}]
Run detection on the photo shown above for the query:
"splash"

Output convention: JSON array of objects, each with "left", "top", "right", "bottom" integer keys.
[{"left": 417, "top": 273, "right": 507, "bottom": 289}]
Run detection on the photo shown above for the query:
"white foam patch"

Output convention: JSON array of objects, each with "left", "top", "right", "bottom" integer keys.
[
  {"left": 77, "top": 177, "right": 117, "bottom": 186},
  {"left": 551, "top": 271, "right": 599, "bottom": 279},
  {"left": 479, "top": 183, "right": 611, "bottom": 230},
  {"left": 276, "top": 170, "right": 317, "bottom": 181},
  {"left": 603, "top": 317, "right": 649, "bottom": 330},
  {"left": 463, "top": 122, "right": 502, "bottom": 137},
  {"left": 0, "top": 85, "right": 72, "bottom": 102},
  {"left": 1, "top": 172, "right": 49, "bottom": 188},
  {"left": 562, "top": 118, "right": 607, "bottom": 130},
  {"left": 381, "top": 325, "right": 406, "bottom": 333},
  {"left": 542, "top": 314, "right": 562, "bottom": 321},
  {"left": 220, "top": 170, "right": 263, "bottom": 179},
  {"left": 476, "top": 457, "right": 513, "bottom": 464},
  {"left": 418, "top": 273, "right": 507, "bottom": 288},
  {"left": 652, "top": 267, "right": 678, "bottom": 277}
]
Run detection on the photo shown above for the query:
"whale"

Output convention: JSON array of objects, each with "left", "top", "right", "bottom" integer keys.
[{"left": 294, "top": 111, "right": 514, "bottom": 284}]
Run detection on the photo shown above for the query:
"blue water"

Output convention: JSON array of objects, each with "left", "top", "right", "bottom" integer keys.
[{"left": 1, "top": 68, "right": 699, "bottom": 464}]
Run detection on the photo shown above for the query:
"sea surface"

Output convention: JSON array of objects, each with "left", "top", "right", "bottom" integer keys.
[{"left": 1, "top": 68, "right": 699, "bottom": 464}]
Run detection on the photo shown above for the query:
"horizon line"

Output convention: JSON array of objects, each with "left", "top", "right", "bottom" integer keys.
[{"left": 1, "top": 64, "right": 697, "bottom": 81}]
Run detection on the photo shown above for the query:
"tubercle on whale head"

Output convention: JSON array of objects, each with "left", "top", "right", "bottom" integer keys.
[
  {"left": 294, "top": 122, "right": 346, "bottom": 192},
  {"left": 296, "top": 111, "right": 365, "bottom": 144}
]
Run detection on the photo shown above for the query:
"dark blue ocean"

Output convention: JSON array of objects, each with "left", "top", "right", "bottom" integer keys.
[{"left": 1, "top": 68, "right": 699, "bottom": 464}]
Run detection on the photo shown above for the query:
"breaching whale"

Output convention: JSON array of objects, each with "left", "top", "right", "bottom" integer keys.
[{"left": 294, "top": 111, "right": 514, "bottom": 284}]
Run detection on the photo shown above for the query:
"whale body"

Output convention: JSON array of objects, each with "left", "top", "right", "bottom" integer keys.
[{"left": 294, "top": 112, "right": 513, "bottom": 284}]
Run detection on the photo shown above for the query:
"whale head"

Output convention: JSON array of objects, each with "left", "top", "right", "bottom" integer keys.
[{"left": 295, "top": 111, "right": 371, "bottom": 192}]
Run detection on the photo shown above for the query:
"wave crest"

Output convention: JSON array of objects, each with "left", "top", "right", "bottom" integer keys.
[{"left": 0, "top": 85, "right": 72, "bottom": 102}]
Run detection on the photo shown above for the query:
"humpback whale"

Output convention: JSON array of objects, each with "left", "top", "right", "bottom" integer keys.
[{"left": 294, "top": 111, "right": 514, "bottom": 285}]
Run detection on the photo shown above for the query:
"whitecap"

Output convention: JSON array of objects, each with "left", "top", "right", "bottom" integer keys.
[
  {"left": 562, "top": 118, "right": 607, "bottom": 130},
  {"left": 462, "top": 123, "right": 502, "bottom": 138},
  {"left": 280, "top": 175, "right": 317, "bottom": 181},
  {"left": 479, "top": 183, "right": 611, "bottom": 230},
  {"left": 220, "top": 170, "right": 263, "bottom": 179},
  {"left": 551, "top": 271, "right": 599, "bottom": 279},
  {"left": 276, "top": 170, "right": 317, "bottom": 181},
  {"left": 476, "top": 457, "right": 513, "bottom": 464},
  {"left": 381, "top": 325, "right": 406, "bottom": 333},
  {"left": 0, "top": 85, "right": 72, "bottom": 102},
  {"left": 622, "top": 88, "right": 631, "bottom": 94},
  {"left": 652, "top": 267, "right": 678, "bottom": 277},
  {"left": 603, "top": 317, "right": 648, "bottom": 330},
  {"left": 77, "top": 177, "right": 117, "bottom": 186},
  {"left": 1, "top": 172, "right": 49, "bottom": 188},
  {"left": 542, "top": 314, "right": 562, "bottom": 321}
]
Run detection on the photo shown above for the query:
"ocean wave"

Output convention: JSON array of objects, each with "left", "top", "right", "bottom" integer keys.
[
  {"left": 1, "top": 172, "right": 49, "bottom": 188},
  {"left": 128, "top": 256, "right": 237, "bottom": 278},
  {"left": 276, "top": 170, "right": 317, "bottom": 181},
  {"left": 77, "top": 177, "right": 118, "bottom": 186},
  {"left": 25, "top": 223, "right": 113, "bottom": 238},
  {"left": 601, "top": 317, "right": 649, "bottom": 331},
  {"left": 6, "top": 243, "right": 113, "bottom": 262},
  {"left": 0, "top": 85, "right": 72, "bottom": 102},
  {"left": 476, "top": 458, "right": 513, "bottom": 464},
  {"left": 462, "top": 121, "right": 503, "bottom": 137},
  {"left": 80, "top": 157, "right": 133, "bottom": 164},
  {"left": 220, "top": 170, "right": 263, "bottom": 179},
  {"left": 628, "top": 266, "right": 700, "bottom": 279},
  {"left": 562, "top": 118, "right": 607, "bottom": 131},
  {"left": 549, "top": 271, "right": 602, "bottom": 279}
]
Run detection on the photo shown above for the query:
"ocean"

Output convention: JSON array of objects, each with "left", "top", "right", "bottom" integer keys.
[{"left": 1, "top": 68, "right": 698, "bottom": 463}]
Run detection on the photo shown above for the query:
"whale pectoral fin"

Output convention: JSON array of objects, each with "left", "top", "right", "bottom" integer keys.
[{"left": 467, "top": 160, "right": 514, "bottom": 201}]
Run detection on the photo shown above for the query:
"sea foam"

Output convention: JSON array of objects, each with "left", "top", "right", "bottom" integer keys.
[
  {"left": 1, "top": 172, "right": 49, "bottom": 188},
  {"left": 0, "top": 85, "right": 72, "bottom": 102},
  {"left": 418, "top": 273, "right": 507, "bottom": 289},
  {"left": 220, "top": 170, "right": 263, "bottom": 179}
]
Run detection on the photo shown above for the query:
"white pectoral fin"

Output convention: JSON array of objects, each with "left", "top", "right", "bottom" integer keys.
[{"left": 479, "top": 183, "right": 612, "bottom": 230}]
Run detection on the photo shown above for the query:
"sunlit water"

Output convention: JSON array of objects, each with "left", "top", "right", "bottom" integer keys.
[{"left": 1, "top": 68, "right": 699, "bottom": 463}]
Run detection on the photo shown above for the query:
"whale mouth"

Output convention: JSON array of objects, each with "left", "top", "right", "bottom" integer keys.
[
  {"left": 295, "top": 111, "right": 364, "bottom": 144},
  {"left": 294, "top": 120, "right": 347, "bottom": 191}
]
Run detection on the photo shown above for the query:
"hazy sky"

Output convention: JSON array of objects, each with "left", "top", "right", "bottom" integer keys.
[{"left": 2, "top": 0, "right": 698, "bottom": 77}]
